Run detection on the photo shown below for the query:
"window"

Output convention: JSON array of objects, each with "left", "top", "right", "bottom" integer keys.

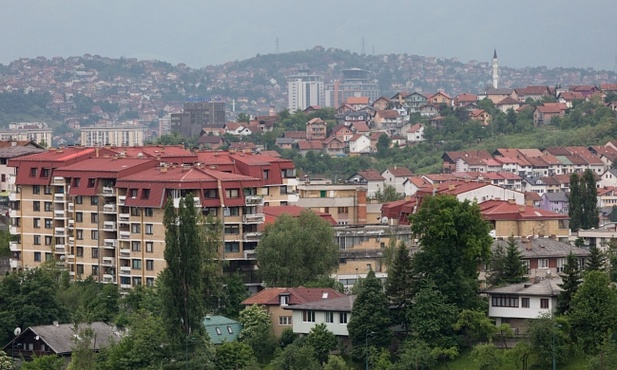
[
  {"left": 33, "top": 201, "right": 40, "bottom": 211},
  {"left": 73, "top": 178, "right": 80, "bottom": 187},
  {"left": 131, "top": 208, "right": 141, "bottom": 216},
  {"left": 215, "top": 327, "right": 222, "bottom": 335},
  {"left": 91, "top": 230, "right": 98, "bottom": 240},
  {"left": 45, "top": 253, "right": 52, "bottom": 262},
  {"left": 263, "top": 170, "right": 269, "bottom": 180},
  {"left": 44, "top": 186, "right": 51, "bottom": 195},
  {"left": 280, "top": 295, "right": 289, "bottom": 306},
  {"left": 146, "top": 278, "right": 154, "bottom": 287},
  {"left": 33, "top": 185, "right": 40, "bottom": 194},
  {"left": 91, "top": 196, "right": 98, "bottom": 205},
  {"left": 142, "top": 189, "right": 150, "bottom": 199},
  {"left": 225, "top": 225, "right": 240, "bottom": 235},
  {"left": 44, "top": 218, "right": 52, "bottom": 229},
  {"left": 225, "top": 189, "right": 239, "bottom": 198},
  {"left": 75, "top": 196, "right": 83, "bottom": 204},
  {"left": 540, "top": 299, "right": 549, "bottom": 309},
  {"left": 539, "top": 259, "right": 549, "bottom": 269},
  {"left": 33, "top": 218, "right": 40, "bottom": 228},
  {"left": 76, "top": 247, "right": 83, "bottom": 257},
  {"left": 279, "top": 316, "right": 292, "bottom": 326},
  {"left": 145, "top": 224, "right": 153, "bottom": 235},
  {"left": 76, "top": 230, "right": 83, "bottom": 240},
  {"left": 338, "top": 207, "right": 349, "bottom": 214},
  {"left": 131, "top": 224, "right": 141, "bottom": 233},
  {"left": 522, "top": 260, "right": 530, "bottom": 274},
  {"left": 339, "top": 312, "right": 348, "bottom": 324},
  {"left": 44, "top": 202, "right": 52, "bottom": 211},
  {"left": 130, "top": 189, "right": 138, "bottom": 199},
  {"left": 557, "top": 258, "right": 566, "bottom": 273},
  {"left": 146, "top": 260, "right": 154, "bottom": 271},
  {"left": 144, "top": 208, "right": 153, "bottom": 217},
  {"left": 87, "top": 178, "right": 95, "bottom": 188},
  {"left": 34, "top": 252, "right": 41, "bottom": 262},
  {"left": 76, "top": 264, "right": 84, "bottom": 275},
  {"left": 132, "top": 259, "right": 142, "bottom": 270},
  {"left": 224, "top": 242, "right": 240, "bottom": 253},
  {"left": 42, "top": 168, "right": 50, "bottom": 177},
  {"left": 204, "top": 208, "right": 218, "bottom": 217},
  {"left": 491, "top": 294, "right": 519, "bottom": 308},
  {"left": 146, "top": 241, "right": 153, "bottom": 253},
  {"left": 44, "top": 236, "right": 52, "bottom": 245},
  {"left": 30, "top": 168, "right": 38, "bottom": 177},
  {"left": 131, "top": 241, "right": 141, "bottom": 252},
  {"left": 133, "top": 277, "right": 142, "bottom": 286},
  {"left": 228, "top": 207, "right": 240, "bottom": 216},
  {"left": 76, "top": 212, "right": 83, "bottom": 222},
  {"left": 303, "top": 311, "right": 315, "bottom": 323},
  {"left": 92, "top": 266, "right": 98, "bottom": 275},
  {"left": 227, "top": 326, "right": 233, "bottom": 334},
  {"left": 91, "top": 213, "right": 98, "bottom": 223},
  {"left": 325, "top": 312, "right": 334, "bottom": 323},
  {"left": 91, "top": 248, "right": 98, "bottom": 258},
  {"left": 204, "top": 189, "right": 217, "bottom": 199},
  {"left": 522, "top": 298, "right": 530, "bottom": 308}
]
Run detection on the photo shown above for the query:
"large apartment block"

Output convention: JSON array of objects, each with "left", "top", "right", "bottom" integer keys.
[{"left": 8, "top": 146, "right": 297, "bottom": 292}]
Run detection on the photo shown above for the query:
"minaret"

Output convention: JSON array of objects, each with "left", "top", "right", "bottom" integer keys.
[{"left": 492, "top": 49, "right": 499, "bottom": 89}]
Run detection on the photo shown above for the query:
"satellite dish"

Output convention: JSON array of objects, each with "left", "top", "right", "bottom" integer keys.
[
  {"left": 380, "top": 216, "right": 389, "bottom": 225},
  {"left": 35, "top": 335, "right": 40, "bottom": 341},
  {"left": 13, "top": 327, "right": 21, "bottom": 336}
]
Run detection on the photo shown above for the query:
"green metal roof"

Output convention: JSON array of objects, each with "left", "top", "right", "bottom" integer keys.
[{"left": 202, "top": 315, "right": 242, "bottom": 345}]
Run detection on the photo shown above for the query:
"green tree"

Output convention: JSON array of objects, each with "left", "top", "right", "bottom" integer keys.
[
  {"left": 488, "top": 236, "right": 526, "bottom": 286},
  {"left": 324, "top": 355, "right": 352, "bottom": 370},
  {"left": 376, "top": 133, "right": 391, "bottom": 158},
  {"left": 557, "top": 251, "right": 582, "bottom": 315},
  {"left": 408, "top": 280, "right": 458, "bottom": 348},
  {"left": 347, "top": 270, "right": 391, "bottom": 360},
  {"left": 214, "top": 341, "right": 255, "bottom": 370},
  {"left": 569, "top": 172, "right": 582, "bottom": 231},
  {"left": 569, "top": 271, "right": 617, "bottom": 351},
  {"left": 373, "top": 184, "right": 403, "bottom": 202},
  {"left": 218, "top": 272, "right": 249, "bottom": 319},
  {"left": 305, "top": 323, "right": 338, "bottom": 365},
  {"left": 527, "top": 315, "right": 572, "bottom": 367},
  {"left": 409, "top": 195, "right": 493, "bottom": 310},
  {"left": 385, "top": 242, "right": 414, "bottom": 332},
  {"left": 20, "top": 355, "right": 64, "bottom": 370},
  {"left": 586, "top": 332, "right": 617, "bottom": 370},
  {"left": 67, "top": 323, "right": 97, "bottom": 370},
  {"left": 270, "top": 343, "right": 320, "bottom": 370},
  {"left": 393, "top": 339, "right": 437, "bottom": 370},
  {"left": 279, "top": 328, "right": 297, "bottom": 348},
  {"left": 581, "top": 169, "right": 600, "bottom": 229},
  {"left": 586, "top": 245, "right": 607, "bottom": 272},
  {"left": 158, "top": 194, "right": 211, "bottom": 360},
  {"left": 453, "top": 309, "right": 498, "bottom": 348},
  {"left": 238, "top": 305, "right": 277, "bottom": 362},
  {"left": 471, "top": 343, "right": 504, "bottom": 370},
  {"left": 610, "top": 205, "right": 617, "bottom": 223},
  {"left": 257, "top": 210, "right": 338, "bottom": 287},
  {"left": 507, "top": 341, "right": 532, "bottom": 370}
]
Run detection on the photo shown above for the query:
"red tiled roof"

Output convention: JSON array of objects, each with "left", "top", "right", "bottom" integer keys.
[
  {"left": 297, "top": 140, "right": 323, "bottom": 150},
  {"left": 283, "top": 131, "right": 307, "bottom": 140},
  {"left": 350, "top": 122, "right": 370, "bottom": 132},
  {"left": 376, "top": 110, "right": 400, "bottom": 118},
  {"left": 536, "top": 103, "right": 567, "bottom": 114},
  {"left": 480, "top": 200, "right": 568, "bottom": 220},
  {"left": 346, "top": 96, "right": 369, "bottom": 105},
  {"left": 385, "top": 166, "right": 413, "bottom": 177},
  {"left": 357, "top": 169, "right": 384, "bottom": 181},
  {"left": 496, "top": 96, "right": 520, "bottom": 106},
  {"left": 262, "top": 205, "right": 337, "bottom": 225},
  {"left": 407, "top": 123, "right": 423, "bottom": 133},
  {"left": 242, "top": 287, "right": 345, "bottom": 306}
]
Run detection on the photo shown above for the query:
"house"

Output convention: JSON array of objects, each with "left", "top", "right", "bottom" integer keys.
[
  {"left": 348, "top": 134, "right": 371, "bottom": 154},
  {"left": 419, "top": 104, "right": 440, "bottom": 117},
  {"left": 331, "top": 124, "right": 354, "bottom": 142},
  {"left": 203, "top": 315, "right": 242, "bottom": 345},
  {"left": 284, "top": 295, "right": 356, "bottom": 337},
  {"left": 372, "top": 96, "right": 390, "bottom": 111},
  {"left": 275, "top": 137, "right": 295, "bottom": 150},
  {"left": 306, "top": 118, "right": 327, "bottom": 141},
  {"left": 198, "top": 135, "right": 225, "bottom": 150},
  {"left": 323, "top": 136, "right": 346, "bottom": 156},
  {"left": 441, "top": 150, "right": 493, "bottom": 173},
  {"left": 479, "top": 87, "right": 517, "bottom": 105},
  {"left": 495, "top": 97, "right": 522, "bottom": 113},
  {"left": 241, "top": 287, "right": 345, "bottom": 336},
  {"left": 514, "top": 86, "right": 553, "bottom": 102},
  {"left": 469, "top": 109, "right": 491, "bottom": 126},
  {"left": 382, "top": 166, "right": 414, "bottom": 195},
  {"left": 533, "top": 103, "right": 567, "bottom": 126},
  {"left": 347, "top": 169, "right": 384, "bottom": 197},
  {"left": 345, "top": 96, "right": 370, "bottom": 111},
  {"left": 405, "top": 123, "right": 425, "bottom": 144},
  {"left": 557, "top": 91, "right": 585, "bottom": 108},
  {"left": 3, "top": 322, "right": 122, "bottom": 361},
  {"left": 539, "top": 192, "right": 569, "bottom": 215},
  {"left": 427, "top": 91, "right": 452, "bottom": 106},
  {"left": 402, "top": 176, "right": 432, "bottom": 196},
  {"left": 570, "top": 85, "right": 600, "bottom": 98},
  {"left": 296, "top": 140, "right": 323, "bottom": 155},
  {"left": 597, "top": 186, "right": 617, "bottom": 209},
  {"left": 390, "top": 92, "right": 411, "bottom": 109},
  {"left": 485, "top": 278, "right": 562, "bottom": 333},
  {"left": 225, "top": 122, "right": 254, "bottom": 136},
  {"left": 403, "top": 92, "right": 428, "bottom": 113},
  {"left": 453, "top": 93, "right": 478, "bottom": 108},
  {"left": 373, "top": 110, "right": 402, "bottom": 129}
]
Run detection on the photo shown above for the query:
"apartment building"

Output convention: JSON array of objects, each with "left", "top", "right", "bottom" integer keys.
[
  {"left": 0, "top": 122, "right": 52, "bottom": 146},
  {"left": 80, "top": 124, "right": 145, "bottom": 147},
  {"left": 8, "top": 147, "right": 298, "bottom": 292}
]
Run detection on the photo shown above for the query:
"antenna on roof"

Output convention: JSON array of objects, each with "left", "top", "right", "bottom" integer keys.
[{"left": 361, "top": 36, "right": 366, "bottom": 56}]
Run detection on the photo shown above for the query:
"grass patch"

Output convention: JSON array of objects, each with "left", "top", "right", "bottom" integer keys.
[{"left": 435, "top": 349, "right": 590, "bottom": 370}]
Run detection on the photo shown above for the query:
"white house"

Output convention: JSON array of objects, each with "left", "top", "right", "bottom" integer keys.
[
  {"left": 285, "top": 295, "right": 356, "bottom": 337},
  {"left": 382, "top": 166, "right": 414, "bottom": 195},
  {"left": 405, "top": 123, "right": 425, "bottom": 144},
  {"left": 347, "top": 170, "right": 385, "bottom": 198},
  {"left": 485, "top": 278, "right": 561, "bottom": 333},
  {"left": 348, "top": 134, "right": 372, "bottom": 154}
]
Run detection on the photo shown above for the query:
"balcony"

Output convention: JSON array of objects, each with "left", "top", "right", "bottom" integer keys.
[
  {"left": 119, "top": 213, "right": 130, "bottom": 222},
  {"left": 9, "top": 209, "right": 17, "bottom": 218},
  {"left": 10, "top": 259, "right": 20, "bottom": 269},
  {"left": 102, "top": 257, "right": 114, "bottom": 266},
  {"left": 54, "top": 227, "right": 65, "bottom": 236},
  {"left": 102, "top": 274, "right": 115, "bottom": 284},
  {"left": 68, "top": 203, "right": 74, "bottom": 212},
  {"left": 102, "top": 187, "right": 114, "bottom": 195},
  {"left": 103, "top": 204, "right": 117, "bottom": 213},
  {"left": 9, "top": 241, "right": 20, "bottom": 252},
  {"left": 118, "top": 196, "right": 126, "bottom": 205},
  {"left": 120, "top": 266, "right": 131, "bottom": 275},
  {"left": 66, "top": 255, "right": 75, "bottom": 262},
  {"left": 243, "top": 250, "right": 257, "bottom": 260},
  {"left": 9, "top": 192, "right": 17, "bottom": 201},
  {"left": 120, "top": 248, "right": 130, "bottom": 256},
  {"left": 53, "top": 177, "right": 65, "bottom": 185},
  {"left": 119, "top": 231, "right": 130, "bottom": 239},
  {"left": 245, "top": 195, "right": 264, "bottom": 206},
  {"left": 10, "top": 225, "right": 18, "bottom": 234},
  {"left": 54, "top": 244, "right": 65, "bottom": 252},
  {"left": 103, "top": 221, "right": 117, "bottom": 231},
  {"left": 69, "top": 271, "right": 75, "bottom": 277},
  {"left": 243, "top": 213, "right": 264, "bottom": 223},
  {"left": 54, "top": 193, "right": 66, "bottom": 202},
  {"left": 243, "top": 232, "right": 262, "bottom": 241},
  {"left": 54, "top": 209, "right": 65, "bottom": 218},
  {"left": 120, "top": 284, "right": 131, "bottom": 289},
  {"left": 68, "top": 237, "right": 75, "bottom": 246},
  {"left": 68, "top": 219, "right": 74, "bottom": 229},
  {"left": 104, "top": 239, "right": 118, "bottom": 248}
]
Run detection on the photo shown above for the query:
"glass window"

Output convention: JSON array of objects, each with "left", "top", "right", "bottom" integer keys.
[
  {"left": 34, "top": 252, "right": 41, "bottom": 262},
  {"left": 131, "top": 241, "right": 141, "bottom": 251},
  {"left": 132, "top": 259, "right": 142, "bottom": 270},
  {"left": 325, "top": 312, "right": 334, "bottom": 323},
  {"left": 144, "top": 208, "right": 153, "bottom": 217},
  {"left": 44, "top": 236, "right": 52, "bottom": 245},
  {"left": 145, "top": 224, "right": 153, "bottom": 235},
  {"left": 44, "top": 186, "right": 51, "bottom": 195},
  {"left": 146, "top": 241, "right": 153, "bottom": 253},
  {"left": 91, "top": 230, "right": 99, "bottom": 240},
  {"left": 91, "top": 248, "right": 98, "bottom": 258},
  {"left": 204, "top": 189, "right": 217, "bottom": 199},
  {"left": 44, "top": 202, "right": 52, "bottom": 211},
  {"left": 91, "top": 213, "right": 98, "bottom": 223},
  {"left": 146, "top": 277, "right": 154, "bottom": 287},
  {"left": 75, "top": 196, "right": 83, "bottom": 204},
  {"left": 303, "top": 311, "right": 315, "bottom": 322},
  {"left": 491, "top": 294, "right": 519, "bottom": 308},
  {"left": 33, "top": 185, "right": 40, "bottom": 194},
  {"left": 33, "top": 218, "right": 40, "bottom": 228},
  {"left": 33, "top": 201, "right": 40, "bottom": 211},
  {"left": 224, "top": 242, "right": 240, "bottom": 253},
  {"left": 131, "top": 208, "right": 141, "bottom": 216},
  {"left": 44, "top": 218, "right": 52, "bottom": 228},
  {"left": 76, "top": 247, "right": 83, "bottom": 257},
  {"left": 91, "top": 196, "right": 98, "bottom": 205},
  {"left": 76, "top": 230, "right": 83, "bottom": 240},
  {"left": 131, "top": 224, "right": 141, "bottom": 233},
  {"left": 522, "top": 298, "right": 530, "bottom": 308},
  {"left": 541, "top": 299, "right": 549, "bottom": 309},
  {"left": 76, "top": 212, "right": 83, "bottom": 222},
  {"left": 146, "top": 260, "right": 154, "bottom": 271},
  {"left": 225, "top": 189, "right": 240, "bottom": 198},
  {"left": 279, "top": 316, "right": 292, "bottom": 326},
  {"left": 339, "top": 312, "right": 348, "bottom": 324}
]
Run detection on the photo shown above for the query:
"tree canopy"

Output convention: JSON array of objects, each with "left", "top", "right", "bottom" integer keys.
[{"left": 256, "top": 210, "right": 338, "bottom": 287}]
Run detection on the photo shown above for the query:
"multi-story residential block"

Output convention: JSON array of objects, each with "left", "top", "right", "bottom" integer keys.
[
  {"left": 171, "top": 101, "right": 226, "bottom": 138},
  {"left": 0, "top": 123, "right": 52, "bottom": 147},
  {"left": 287, "top": 70, "right": 324, "bottom": 112},
  {"left": 7, "top": 147, "right": 297, "bottom": 292},
  {"left": 296, "top": 183, "right": 372, "bottom": 225},
  {"left": 325, "top": 68, "right": 380, "bottom": 108},
  {"left": 0, "top": 140, "right": 46, "bottom": 194},
  {"left": 80, "top": 124, "right": 145, "bottom": 147}
]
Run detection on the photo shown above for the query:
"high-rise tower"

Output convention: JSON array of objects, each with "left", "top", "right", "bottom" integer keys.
[{"left": 492, "top": 49, "right": 499, "bottom": 89}]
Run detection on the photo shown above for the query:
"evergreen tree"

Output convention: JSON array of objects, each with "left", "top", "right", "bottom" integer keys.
[
  {"left": 408, "top": 280, "right": 458, "bottom": 348},
  {"left": 487, "top": 243, "right": 506, "bottom": 286},
  {"left": 385, "top": 242, "right": 414, "bottom": 332},
  {"left": 581, "top": 169, "right": 599, "bottom": 229},
  {"left": 586, "top": 245, "right": 607, "bottom": 272},
  {"left": 347, "top": 270, "right": 391, "bottom": 361},
  {"left": 610, "top": 205, "right": 617, "bottom": 223},
  {"left": 557, "top": 252, "right": 581, "bottom": 315},
  {"left": 502, "top": 236, "right": 527, "bottom": 284},
  {"left": 158, "top": 194, "right": 212, "bottom": 360},
  {"left": 568, "top": 173, "right": 582, "bottom": 231}
]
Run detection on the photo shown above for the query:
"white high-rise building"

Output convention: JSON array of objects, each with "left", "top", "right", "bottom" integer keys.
[{"left": 287, "top": 70, "right": 324, "bottom": 112}]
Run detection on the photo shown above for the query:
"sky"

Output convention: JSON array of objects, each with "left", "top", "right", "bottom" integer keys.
[{"left": 1, "top": 0, "right": 616, "bottom": 71}]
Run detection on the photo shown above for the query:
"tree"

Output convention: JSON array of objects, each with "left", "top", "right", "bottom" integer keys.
[
  {"left": 214, "top": 341, "right": 255, "bottom": 370},
  {"left": 408, "top": 280, "right": 458, "bottom": 349},
  {"left": 488, "top": 236, "right": 526, "bottom": 286},
  {"left": 471, "top": 344, "right": 504, "bottom": 370},
  {"left": 527, "top": 314, "right": 572, "bottom": 367},
  {"left": 373, "top": 184, "right": 403, "bottom": 202},
  {"left": 385, "top": 242, "right": 414, "bottom": 332},
  {"left": 586, "top": 332, "right": 617, "bottom": 370},
  {"left": 347, "top": 270, "right": 391, "bottom": 360},
  {"left": 0, "top": 351, "right": 11, "bottom": 370},
  {"left": 569, "top": 172, "right": 582, "bottom": 231},
  {"left": 257, "top": 210, "right": 338, "bottom": 287},
  {"left": 569, "top": 271, "right": 617, "bottom": 351},
  {"left": 581, "top": 169, "right": 599, "bottom": 229},
  {"left": 453, "top": 309, "right": 498, "bottom": 348},
  {"left": 610, "top": 205, "right": 617, "bottom": 223},
  {"left": 270, "top": 343, "right": 320, "bottom": 370},
  {"left": 218, "top": 272, "right": 249, "bottom": 319},
  {"left": 305, "top": 323, "right": 338, "bottom": 365},
  {"left": 238, "top": 305, "right": 277, "bottom": 362},
  {"left": 376, "top": 133, "right": 391, "bottom": 158},
  {"left": 324, "top": 355, "right": 352, "bottom": 370},
  {"left": 586, "top": 245, "right": 607, "bottom": 272},
  {"left": 393, "top": 339, "right": 437, "bottom": 370},
  {"left": 158, "top": 194, "right": 210, "bottom": 358},
  {"left": 20, "top": 355, "right": 64, "bottom": 370},
  {"left": 507, "top": 341, "right": 532, "bottom": 370},
  {"left": 409, "top": 195, "right": 493, "bottom": 310},
  {"left": 67, "top": 324, "right": 97, "bottom": 370},
  {"left": 557, "top": 252, "right": 582, "bottom": 315}
]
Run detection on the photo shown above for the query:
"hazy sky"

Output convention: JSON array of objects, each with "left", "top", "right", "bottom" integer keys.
[{"left": 1, "top": 0, "right": 616, "bottom": 71}]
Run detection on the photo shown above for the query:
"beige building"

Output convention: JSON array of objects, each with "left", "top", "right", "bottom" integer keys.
[
  {"left": 80, "top": 124, "right": 145, "bottom": 147},
  {"left": 296, "top": 183, "right": 374, "bottom": 225},
  {"left": 0, "top": 122, "right": 52, "bottom": 147}
]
